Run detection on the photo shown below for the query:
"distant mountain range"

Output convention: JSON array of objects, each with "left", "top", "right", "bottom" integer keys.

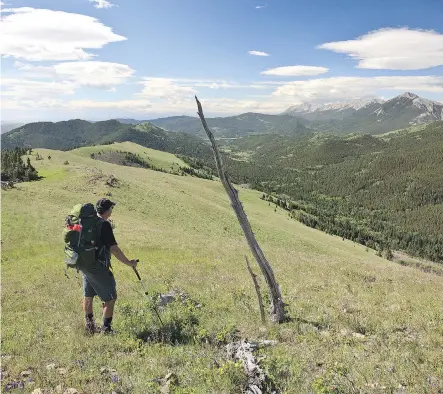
[
  {"left": 118, "top": 113, "right": 310, "bottom": 138},
  {"left": 2, "top": 92, "right": 442, "bottom": 151},
  {"left": 283, "top": 92, "right": 443, "bottom": 134},
  {"left": 116, "top": 92, "right": 442, "bottom": 137},
  {"left": 283, "top": 98, "right": 385, "bottom": 120},
  {"left": 1, "top": 122, "right": 24, "bottom": 134}
]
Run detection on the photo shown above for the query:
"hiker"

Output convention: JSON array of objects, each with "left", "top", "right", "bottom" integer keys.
[{"left": 80, "top": 198, "right": 138, "bottom": 334}]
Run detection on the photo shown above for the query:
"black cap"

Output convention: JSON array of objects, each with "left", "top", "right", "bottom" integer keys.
[{"left": 96, "top": 198, "right": 116, "bottom": 214}]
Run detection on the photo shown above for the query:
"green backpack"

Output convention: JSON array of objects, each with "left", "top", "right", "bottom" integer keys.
[{"left": 63, "top": 203, "right": 104, "bottom": 271}]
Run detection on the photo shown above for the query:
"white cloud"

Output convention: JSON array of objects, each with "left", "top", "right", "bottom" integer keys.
[
  {"left": 261, "top": 66, "right": 329, "bottom": 76},
  {"left": 193, "top": 98, "right": 289, "bottom": 114},
  {"left": 90, "top": 0, "right": 116, "bottom": 9},
  {"left": 137, "top": 78, "right": 197, "bottom": 100},
  {"left": 272, "top": 76, "right": 443, "bottom": 100},
  {"left": 13, "top": 61, "right": 56, "bottom": 77},
  {"left": 248, "top": 50, "right": 270, "bottom": 57},
  {"left": 171, "top": 78, "right": 269, "bottom": 89},
  {"left": 0, "top": 7, "right": 126, "bottom": 61},
  {"left": 13, "top": 61, "right": 135, "bottom": 89},
  {"left": 66, "top": 96, "right": 287, "bottom": 115},
  {"left": 255, "top": 5, "right": 267, "bottom": 9},
  {"left": 1, "top": 78, "right": 76, "bottom": 98},
  {"left": 56, "top": 61, "right": 133, "bottom": 89},
  {"left": 3, "top": 73, "right": 443, "bottom": 119},
  {"left": 318, "top": 27, "right": 443, "bottom": 70},
  {"left": 1, "top": 99, "right": 68, "bottom": 110},
  {"left": 69, "top": 99, "right": 151, "bottom": 111}
]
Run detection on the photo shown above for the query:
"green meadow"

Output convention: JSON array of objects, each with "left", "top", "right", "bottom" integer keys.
[{"left": 2, "top": 143, "right": 443, "bottom": 393}]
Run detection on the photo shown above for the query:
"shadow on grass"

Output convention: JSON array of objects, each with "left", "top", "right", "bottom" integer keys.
[{"left": 291, "top": 316, "right": 331, "bottom": 330}]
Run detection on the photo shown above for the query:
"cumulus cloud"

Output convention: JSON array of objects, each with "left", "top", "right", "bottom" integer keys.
[
  {"left": 0, "top": 7, "right": 126, "bottom": 61},
  {"left": 90, "top": 0, "right": 116, "bottom": 9},
  {"left": 54, "top": 62, "right": 134, "bottom": 89},
  {"left": 4, "top": 73, "right": 443, "bottom": 118},
  {"left": 261, "top": 66, "right": 329, "bottom": 76},
  {"left": 249, "top": 50, "right": 270, "bottom": 57},
  {"left": 272, "top": 76, "right": 443, "bottom": 100},
  {"left": 171, "top": 78, "right": 269, "bottom": 89},
  {"left": 137, "top": 78, "right": 197, "bottom": 100},
  {"left": 1, "top": 78, "right": 76, "bottom": 98},
  {"left": 14, "top": 61, "right": 135, "bottom": 89},
  {"left": 318, "top": 27, "right": 443, "bottom": 70},
  {"left": 13, "top": 61, "right": 56, "bottom": 77},
  {"left": 65, "top": 96, "right": 287, "bottom": 115},
  {"left": 69, "top": 99, "right": 151, "bottom": 111}
]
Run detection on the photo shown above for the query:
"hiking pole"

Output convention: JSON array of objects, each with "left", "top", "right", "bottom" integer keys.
[{"left": 132, "top": 260, "right": 164, "bottom": 326}]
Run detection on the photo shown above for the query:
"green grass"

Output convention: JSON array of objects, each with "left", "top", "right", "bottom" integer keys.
[
  {"left": 71, "top": 141, "right": 190, "bottom": 173},
  {"left": 2, "top": 144, "right": 443, "bottom": 393},
  {"left": 377, "top": 123, "right": 427, "bottom": 140}
]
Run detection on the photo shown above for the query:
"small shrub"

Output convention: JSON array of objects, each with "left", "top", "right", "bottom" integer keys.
[
  {"left": 118, "top": 298, "right": 201, "bottom": 345},
  {"left": 384, "top": 249, "right": 394, "bottom": 261}
]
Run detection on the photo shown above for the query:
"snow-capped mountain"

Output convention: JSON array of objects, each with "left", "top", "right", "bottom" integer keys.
[
  {"left": 373, "top": 92, "right": 443, "bottom": 126},
  {"left": 283, "top": 93, "right": 443, "bottom": 134},
  {"left": 283, "top": 98, "right": 385, "bottom": 116}
]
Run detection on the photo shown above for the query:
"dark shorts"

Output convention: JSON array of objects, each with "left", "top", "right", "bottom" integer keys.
[{"left": 80, "top": 263, "right": 117, "bottom": 302}]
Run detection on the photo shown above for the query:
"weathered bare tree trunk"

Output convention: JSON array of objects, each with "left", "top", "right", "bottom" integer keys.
[
  {"left": 195, "top": 96, "right": 287, "bottom": 323},
  {"left": 227, "top": 340, "right": 279, "bottom": 393}
]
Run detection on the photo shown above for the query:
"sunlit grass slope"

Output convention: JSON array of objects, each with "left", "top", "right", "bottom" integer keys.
[
  {"left": 2, "top": 144, "right": 442, "bottom": 393},
  {"left": 70, "top": 142, "right": 189, "bottom": 173}
]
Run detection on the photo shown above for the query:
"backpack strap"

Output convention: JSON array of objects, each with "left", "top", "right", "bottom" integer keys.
[{"left": 95, "top": 218, "right": 112, "bottom": 269}]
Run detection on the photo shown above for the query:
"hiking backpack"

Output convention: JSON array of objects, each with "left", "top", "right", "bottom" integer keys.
[{"left": 63, "top": 203, "right": 104, "bottom": 270}]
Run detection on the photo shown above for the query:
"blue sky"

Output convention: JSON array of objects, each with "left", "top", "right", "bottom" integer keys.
[{"left": 1, "top": 0, "right": 442, "bottom": 122}]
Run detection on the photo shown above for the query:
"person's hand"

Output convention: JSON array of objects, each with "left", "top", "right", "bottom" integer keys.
[{"left": 128, "top": 259, "right": 138, "bottom": 268}]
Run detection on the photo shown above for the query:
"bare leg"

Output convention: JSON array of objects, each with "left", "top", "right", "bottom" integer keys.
[
  {"left": 83, "top": 297, "right": 94, "bottom": 314},
  {"left": 103, "top": 299, "right": 115, "bottom": 318},
  {"left": 83, "top": 297, "right": 96, "bottom": 334}
]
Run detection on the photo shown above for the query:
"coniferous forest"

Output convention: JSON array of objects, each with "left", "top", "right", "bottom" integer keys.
[
  {"left": 206, "top": 121, "right": 443, "bottom": 263},
  {"left": 1, "top": 148, "right": 40, "bottom": 183}
]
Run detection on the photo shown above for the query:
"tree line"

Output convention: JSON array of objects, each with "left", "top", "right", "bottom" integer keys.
[{"left": 1, "top": 148, "right": 40, "bottom": 183}]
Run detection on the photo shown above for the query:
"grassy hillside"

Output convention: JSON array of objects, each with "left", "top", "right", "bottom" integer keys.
[
  {"left": 0, "top": 120, "right": 131, "bottom": 150},
  {"left": 2, "top": 144, "right": 443, "bottom": 393},
  {"left": 0, "top": 121, "right": 212, "bottom": 161},
  {"left": 71, "top": 142, "right": 190, "bottom": 174}
]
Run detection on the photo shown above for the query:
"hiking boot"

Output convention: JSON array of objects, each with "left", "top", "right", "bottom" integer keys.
[
  {"left": 100, "top": 325, "right": 115, "bottom": 335},
  {"left": 85, "top": 320, "right": 97, "bottom": 335}
]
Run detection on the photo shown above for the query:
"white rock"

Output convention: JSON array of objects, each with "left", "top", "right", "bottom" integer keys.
[
  {"left": 63, "top": 389, "right": 78, "bottom": 394},
  {"left": 20, "top": 370, "right": 32, "bottom": 377},
  {"left": 56, "top": 367, "right": 68, "bottom": 375}
]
